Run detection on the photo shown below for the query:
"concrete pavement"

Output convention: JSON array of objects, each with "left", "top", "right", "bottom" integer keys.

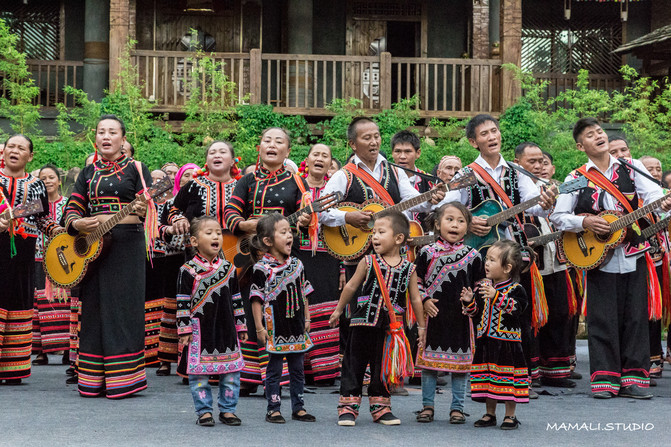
[{"left": 1, "top": 340, "right": 669, "bottom": 446}]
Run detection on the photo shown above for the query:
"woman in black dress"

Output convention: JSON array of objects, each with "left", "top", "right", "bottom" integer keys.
[{"left": 63, "top": 115, "right": 152, "bottom": 399}]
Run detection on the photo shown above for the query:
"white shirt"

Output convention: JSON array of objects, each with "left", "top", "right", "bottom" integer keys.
[
  {"left": 319, "top": 154, "right": 432, "bottom": 226},
  {"left": 439, "top": 154, "right": 547, "bottom": 240},
  {"left": 550, "top": 156, "right": 664, "bottom": 274},
  {"left": 532, "top": 182, "right": 567, "bottom": 275}
]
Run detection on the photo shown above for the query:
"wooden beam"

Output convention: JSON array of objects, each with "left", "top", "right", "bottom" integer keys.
[
  {"left": 499, "top": 0, "right": 521, "bottom": 109},
  {"left": 109, "top": 0, "right": 131, "bottom": 90}
]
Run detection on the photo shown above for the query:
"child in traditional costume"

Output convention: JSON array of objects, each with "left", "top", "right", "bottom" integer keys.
[
  {"left": 415, "top": 202, "right": 484, "bottom": 424},
  {"left": 329, "top": 209, "right": 425, "bottom": 426},
  {"left": 250, "top": 213, "right": 316, "bottom": 424},
  {"left": 463, "top": 239, "right": 530, "bottom": 430},
  {"left": 177, "top": 216, "right": 247, "bottom": 427}
]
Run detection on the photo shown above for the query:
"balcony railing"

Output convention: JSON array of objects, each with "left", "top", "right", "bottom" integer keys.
[
  {"left": 0, "top": 60, "right": 84, "bottom": 108},
  {"left": 130, "top": 49, "right": 503, "bottom": 118}
]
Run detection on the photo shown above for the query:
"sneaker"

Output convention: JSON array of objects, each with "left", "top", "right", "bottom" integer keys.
[
  {"left": 592, "top": 391, "right": 615, "bottom": 399},
  {"left": 375, "top": 412, "right": 401, "bottom": 425},
  {"left": 338, "top": 413, "right": 356, "bottom": 426}
]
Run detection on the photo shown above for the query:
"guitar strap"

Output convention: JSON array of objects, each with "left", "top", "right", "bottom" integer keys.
[
  {"left": 577, "top": 165, "right": 663, "bottom": 320},
  {"left": 344, "top": 163, "right": 394, "bottom": 206},
  {"left": 468, "top": 162, "right": 524, "bottom": 228},
  {"left": 134, "top": 160, "right": 159, "bottom": 264},
  {"left": 293, "top": 174, "right": 318, "bottom": 255}
]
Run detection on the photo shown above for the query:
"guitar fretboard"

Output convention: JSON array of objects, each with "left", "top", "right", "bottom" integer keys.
[
  {"left": 528, "top": 231, "right": 562, "bottom": 247},
  {"left": 486, "top": 196, "right": 542, "bottom": 226},
  {"left": 85, "top": 195, "right": 147, "bottom": 245},
  {"left": 609, "top": 193, "right": 671, "bottom": 233},
  {"left": 642, "top": 215, "right": 671, "bottom": 239},
  {"left": 384, "top": 183, "right": 447, "bottom": 215}
]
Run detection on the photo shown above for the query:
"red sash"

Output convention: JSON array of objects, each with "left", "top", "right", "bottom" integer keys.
[
  {"left": 468, "top": 162, "right": 524, "bottom": 228},
  {"left": 344, "top": 162, "right": 394, "bottom": 206}
]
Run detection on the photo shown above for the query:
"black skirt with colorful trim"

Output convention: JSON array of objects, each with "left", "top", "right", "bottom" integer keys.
[{"left": 470, "top": 336, "right": 529, "bottom": 403}]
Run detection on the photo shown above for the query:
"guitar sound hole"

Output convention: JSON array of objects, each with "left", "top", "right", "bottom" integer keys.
[
  {"left": 594, "top": 232, "right": 612, "bottom": 243},
  {"left": 73, "top": 236, "right": 89, "bottom": 256}
]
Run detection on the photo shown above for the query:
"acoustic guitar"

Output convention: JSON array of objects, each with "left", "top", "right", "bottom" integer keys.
[
  {"left": 321, "top": 173, "right": 477, "bottom": 260},
  {"left": 527, "top": 230, "right": 562, "bottom": 248},
  {"left": 223, "top": 192, "right": 343, "bottom": 276},
  {"left": 561, "top": 192, "right": 671, "bottom": 270},
  {"left": 0, "top": 199, "right": 44, "bottom": 222},
  {"left": 406, "top": 233, "right": 438, "bottom": 262},
  {"left": 43, "top": 176, "right": 173, "bottom": 288},
  {"left": 638, "top": 214, "right": 671, "bottom": 263},
  {"left": 463, "top": 176, "right": 588, "bottom": 251}
]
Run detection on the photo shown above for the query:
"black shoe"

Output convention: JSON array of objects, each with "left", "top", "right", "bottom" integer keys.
[
  {"left": 219, "top": 413, "right": 242, "bottom": 426},
  {"left": 181, "top": 377, "right": 189, "bottom": 385},
  {"left": 338, "top": 413, "right": 356, "bottom": 426},
  {"left": 618, "top": 385, "right": 653, "bottom": 399},
  {"left": 540, "top": 377, "right": 577, "bottom": 388},
  {"left": 474, "top": 413, "right": 497, "bottom": 427},
  {"left": 528, "top": 389, "right": 539, "bottom": 399},
  {"left": 500, "top": 416, "right": 520, "bottom": 430},
  {"left": 66, "top": 375, "right": 78, "bottom": 385},
  {"left": 292, "top": 411, "right": 316, "bottom": 422},
  {"left": 3, "top": 378, "right": 22, "bottom": 385},
  {"left": 265, "top": 412, "right": 286, "bottom": 424},
  {"left": 156, "top": 363, "right": 171, "bottom": 376},
  {"left": 569, "top": 371, "right": 583, "bottom": 380},
  {"left": 32, "top": 354, "right": 48, "bottom": 365},
  {"left": 62, "top": 353, "right": 69, "bottom": 365},
  {"left": 65, "top": 367, "right": 76, "bottom": 376},
  {"left": 196, "top": 413, "right": 215, "bottom": 427},
  {"left": 593, "top": 391, "right": 614, "bottom": 399},
  {"left": 375, "top": 412, "right": 401, "bottom": 425},
  {"left": 649, "top": 370, "right": 662, "bottom": 379}
]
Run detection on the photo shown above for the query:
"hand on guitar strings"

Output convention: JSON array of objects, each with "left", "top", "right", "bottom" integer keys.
[
  {"left": 0, "top": 216, "right": 9, "bottom": 232},
  {"left": 469, "top": 216, "right": 491, "bottom": 237},
  {"left": 296, "top": 212, "right": 311, "bottom": 229},
  {"left": 73, "top": 217, "right": 100, "bottom": 233},
  {"left": 345, "top": 210, "right": 373, "bottom": 230},
  {"left": 132, "top": 200, "right": 148, "bottom": 218},
  {"left": 581, "top": 215, "right": 611, "bottom": 236},
  {"left": 238, "top": 219, "right": 258, "bottom": 234},
  {"left": 429, "top": 186, "right": 446, "bottom": 205},
  {"left": 661, "top": 195, "right": 671, "bottom": 212}
]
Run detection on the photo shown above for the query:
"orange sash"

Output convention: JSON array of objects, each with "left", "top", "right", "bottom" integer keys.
[{"left": 344, "top": 162, "right": 394, "bottom": 206}]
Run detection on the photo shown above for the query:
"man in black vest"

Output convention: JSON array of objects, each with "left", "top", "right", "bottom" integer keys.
[{"left": 551, "top": 117, "right": 671, "bottom": 399}]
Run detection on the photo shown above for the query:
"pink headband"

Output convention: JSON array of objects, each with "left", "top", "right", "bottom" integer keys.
[{"left": 173, "top": 163, "right": 200, "bottom": 196}]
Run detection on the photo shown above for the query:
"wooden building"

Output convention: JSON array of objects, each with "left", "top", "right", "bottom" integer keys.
[{"left": 1, "top": 0, "right": 666, "bottom": 120}]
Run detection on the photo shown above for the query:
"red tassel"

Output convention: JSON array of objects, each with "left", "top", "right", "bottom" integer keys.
[
  {"left": 529, "top": 262, "right": 548, "bottom": 335},
  {"left": 645, "top": 252, "right": 662, "bottom": 321},
  {"left": 662, "top": 252, "right": 671, "bottom": 328},
  {"left": 565, "top": 270, "right": 578, "bottom": 317},
  {"left": 380, "top": 320, "right": 414, "bottom": 391}
]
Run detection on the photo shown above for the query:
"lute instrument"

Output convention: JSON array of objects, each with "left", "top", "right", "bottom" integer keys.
[
  {"left": 43, "top": 176, "right": 173, "bottom": 288},
  {"left": 463, "top": 176, "right": 588, "bottom": 251},
  {"left": 0, "top": 199, "right": 44, "bottom": 222},
  {"left": 224, "top": 192, "right": 343, "bottom": 276},
  {"left": 561, "top": 192, "right": 671, "bottom": 270},
  {"left": 321, "top": 173, "right": 477, "bottom": 260}
]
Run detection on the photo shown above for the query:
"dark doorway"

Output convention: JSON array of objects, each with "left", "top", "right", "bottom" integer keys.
[{"left": 387, "top": 21, "right": 419, "bottom": 104}]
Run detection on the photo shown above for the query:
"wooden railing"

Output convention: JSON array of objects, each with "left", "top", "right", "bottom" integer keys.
[
  {"left": 131, "top": 49, "right": 503, "bottom": 118},
  {"left": 0, "top": 60, "right": 83, "bottom": 108},
  {"left": 532, "top": 73, "right": 625, "bottom": 110}
]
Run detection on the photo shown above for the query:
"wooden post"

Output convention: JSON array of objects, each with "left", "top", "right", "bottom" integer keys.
[
  {"left": 379, "top": 52, "right": 392, "bottom": 110},
  {"left": 499, "top": 0, "right": 522, "bottom": 110},
  {"left": 249, "top": 48, "right": 262, "bottom": 104},
  {"left": 109, "top": 0, "right": 131, "bottom": 90}
]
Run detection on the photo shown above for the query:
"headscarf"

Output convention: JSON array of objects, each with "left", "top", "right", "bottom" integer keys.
[{"left": 173, "top": 163, "right": 199, "bottom": 196}]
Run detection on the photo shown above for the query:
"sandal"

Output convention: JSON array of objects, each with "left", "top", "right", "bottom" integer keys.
[
  {"left": 449, "top": 410, "right": 466, "bottom": 424},
  {"left": 416, "top": 407, "right": 434, "bottom": 423},
  {"left": 156, "top": 363, "right": 171, "bottom": 376},
  {"left": 32, "top": 354, "right": 48, "bottom": 365},
  {"left": 500, "top": 416, "right": 520, "bottom": 430},
  {"left": 474, "top": 413, "right": 497, "bottom": 428}
]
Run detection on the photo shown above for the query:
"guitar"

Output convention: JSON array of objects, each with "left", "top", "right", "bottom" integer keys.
[
  {"left": 527, "top": 231, "right": 562, "bottom": 248},
  {"left": 321, "top": 173, "right": 477, "bottom": 260},
  {"left": 640, "top": 214, "right": 671, "bottom": 263},
  {"left": 463, "top": 176, "right": 589, "bottom": 251},
  {"left": 43, "top": 176, "right": 173, "bottom": 288},
  {"left": 224, "top": 192, "right": 343, "bottom": 275},
  {"left": 561, "top": 192, "right": 671, "bottom": 270},
  {"left": 0, "top": 199, "right": 44, "bottom": 222}
]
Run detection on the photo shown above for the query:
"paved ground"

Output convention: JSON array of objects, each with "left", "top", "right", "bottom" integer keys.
[{"left": 1, "top": 340, "right": 669, "bottom": 447}]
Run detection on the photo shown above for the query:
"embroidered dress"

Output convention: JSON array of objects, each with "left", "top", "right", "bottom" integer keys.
[
  {"left": 32, "top": 196, "right": 71, "bottom": 354},
  {"left": 297, "top": 184, "right": 341, "bottom": 383},
  {"left": 249, "top": 254, "right": 313, "bottom": 353},
  {"left": 224, "top": 167, "right": 307, "bottom": 385},
  {"left": 470, "top": 279, "right": 529, "bottom": 403},
  {"left": 415, "top": 239, "right": 484, "bottom": 372},
  {"left": 0, "top": 173, "right": 56, "bottom": 380},
  {"left": 64, "top": 155, "right": 151, "bottom": 398},
  {"left": 176, "top": 254, "right": 246, "bottom": 374},
  {"left": 170, "top": 176, "right": 236, "bottom": 225}
]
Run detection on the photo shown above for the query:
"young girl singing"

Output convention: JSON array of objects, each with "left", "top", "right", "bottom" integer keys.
[
  {"left": 329, "top": 209, "right": 425, "bottom": 427},
  {"left": 249, "top": 213, "right": 316, "bottom": 424},
  {"left": 415, "top": 202, "right": 484, "bottom": 424},
  {"left": 177, "top": 216, "right": 247, "bottom": 427},
  {"left": 462, "top": 239, "right": 530, "bottom": 430}
]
